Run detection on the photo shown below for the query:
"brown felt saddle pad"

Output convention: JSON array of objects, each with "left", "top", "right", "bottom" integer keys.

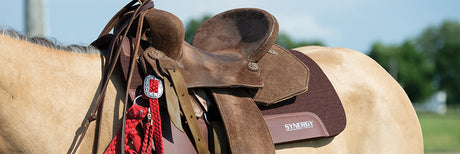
[{"left": 260, "top": 50, "right": 346, "bottom": 144}]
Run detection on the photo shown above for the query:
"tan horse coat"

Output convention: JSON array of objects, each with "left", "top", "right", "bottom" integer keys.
[{"left": 0, "top": 34, "right": 423, "bottom": 153}]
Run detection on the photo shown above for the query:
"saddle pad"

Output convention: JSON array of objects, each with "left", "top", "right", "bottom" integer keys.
[{"left": 260, "top": 50, "right": 346, "bottom": 144}]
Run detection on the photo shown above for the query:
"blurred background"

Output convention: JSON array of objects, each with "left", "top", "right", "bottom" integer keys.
[{"left": 1, "top": 0, "right": 459, "bottom": 153}]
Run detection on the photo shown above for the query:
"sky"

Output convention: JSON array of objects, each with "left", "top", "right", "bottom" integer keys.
[{"left": 1, "top": 0, "right": 459, "bottom": 54}]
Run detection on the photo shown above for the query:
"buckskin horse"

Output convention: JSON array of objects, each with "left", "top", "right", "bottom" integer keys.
[{"left": 0, "top": 1, "right": 422, "bottom": 153}]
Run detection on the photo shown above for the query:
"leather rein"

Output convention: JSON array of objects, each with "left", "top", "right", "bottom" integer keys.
[{"left": 70, "top": 0, "right": 154, "bottom": 153}]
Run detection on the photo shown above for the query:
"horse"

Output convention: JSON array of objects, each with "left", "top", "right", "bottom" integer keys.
[{"left": 0, "top": 30, "right": 423, "bottom": 153}]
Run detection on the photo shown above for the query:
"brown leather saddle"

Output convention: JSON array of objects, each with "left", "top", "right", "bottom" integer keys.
[{"left": 86, "top": 0, "right": 346, "bottom": 153}]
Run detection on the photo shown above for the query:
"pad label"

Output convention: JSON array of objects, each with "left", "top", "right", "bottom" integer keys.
[{"left": 285, "top": 121, "right": 314, "bottom": 131}]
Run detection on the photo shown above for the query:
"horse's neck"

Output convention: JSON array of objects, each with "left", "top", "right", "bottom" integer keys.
[
  {"left": 0, "top": 35, "right": 105, "bottom": 106},
  {"left": 0, "top": 35, "right": 124, "bottom": 153}
]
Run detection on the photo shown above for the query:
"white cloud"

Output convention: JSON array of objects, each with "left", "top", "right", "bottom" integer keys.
[{"left": 276, "top": 14, "right": 341, "bottom": 43}]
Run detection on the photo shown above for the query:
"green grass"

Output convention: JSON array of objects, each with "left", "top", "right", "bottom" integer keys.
[{"left": 417, "top": 107, "right": 460, "bottom": 153}]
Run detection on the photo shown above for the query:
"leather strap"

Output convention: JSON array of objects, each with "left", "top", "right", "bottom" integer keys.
[
  {"left": 167, "top": 69, "right": 210, "bottom": 154},
  {"left": 164, "top": 78, "right": 184, "bottom": 132},
  {"left": 211, "top": 88, "right": 276, "bottom": 154},
  {"left": 120, "top": 6, "right": 151, "bottom": 153}
]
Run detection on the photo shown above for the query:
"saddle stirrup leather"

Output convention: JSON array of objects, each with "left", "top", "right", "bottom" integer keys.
[{"left": 167, "top": 69, "right": 210, "bottom": 154}]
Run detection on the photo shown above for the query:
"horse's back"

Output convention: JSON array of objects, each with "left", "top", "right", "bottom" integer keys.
[{"left": 274, "top": 46, "right": 423, "bottom": 153}]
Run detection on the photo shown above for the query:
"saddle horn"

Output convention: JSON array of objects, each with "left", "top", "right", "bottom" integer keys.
[
  {"left": 115, "top": 8, "right": 185, "bottom": 60},
  {"left": 143, "top": 9, "right": 185, "bottom": 60}
]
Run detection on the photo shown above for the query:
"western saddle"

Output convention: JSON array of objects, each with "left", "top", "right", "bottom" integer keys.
[{"left": 76, "top": 0, "right": 346, "bottom": 153}]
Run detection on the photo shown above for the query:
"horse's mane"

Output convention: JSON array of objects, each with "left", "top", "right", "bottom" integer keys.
[{"left": 1, "top": 29, "right": 101, "bottom": 55}]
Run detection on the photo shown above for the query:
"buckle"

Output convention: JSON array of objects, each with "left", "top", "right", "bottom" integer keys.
[{"left": 143, "top": 75, "right": 164, "bottom": 99}]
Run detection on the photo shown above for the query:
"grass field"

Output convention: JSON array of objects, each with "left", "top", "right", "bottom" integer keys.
[{"left": 417, "top": 107, "right": 460, "bottom": 153}]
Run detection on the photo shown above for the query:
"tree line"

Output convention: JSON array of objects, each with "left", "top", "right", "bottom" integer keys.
[
  {"left": 369, "top": 20, "right": 459, "bottom": 105},
  {"left": 184, "top": 16, "right": 459, "bottom": 105}
]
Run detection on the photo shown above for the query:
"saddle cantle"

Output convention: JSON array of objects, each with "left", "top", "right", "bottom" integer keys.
[{"left": 88, "top": 1, "right": 346, "bottom": 153}]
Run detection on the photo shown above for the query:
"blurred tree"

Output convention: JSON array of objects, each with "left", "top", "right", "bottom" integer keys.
[
  {"left": 184, "top": 15, "right": 324, "bottom": 49},
  {"left": 184, "top": 15, "right": 211, "bottom": 43},
  {"left": 275, "top": 33, "right": 324, "bottom": 49},
  {"left": 369, "top": 41, "right": 436, "bottom": 103},
  {"left": 417, "top": 20, "right": 460, "bottom": 104},
  {"left": 370, "top": 20, "right": 459, "bottom": 104}
]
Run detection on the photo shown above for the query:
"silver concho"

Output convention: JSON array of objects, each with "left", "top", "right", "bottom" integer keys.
[{"left": 143, "top": 75, "right": 164, "bottom": 99}]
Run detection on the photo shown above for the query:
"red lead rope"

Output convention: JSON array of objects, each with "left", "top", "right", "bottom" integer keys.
[
  {"left": 105, "top": 76, "right": 163, "bottom": 154},
  {"left": 144, "top": 79, "right": 163, "bottom": 154}
]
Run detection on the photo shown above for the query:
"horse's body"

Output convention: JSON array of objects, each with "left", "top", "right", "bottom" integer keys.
[{"left": 0, "top": 34, "right": 423, "bottom": 153}]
